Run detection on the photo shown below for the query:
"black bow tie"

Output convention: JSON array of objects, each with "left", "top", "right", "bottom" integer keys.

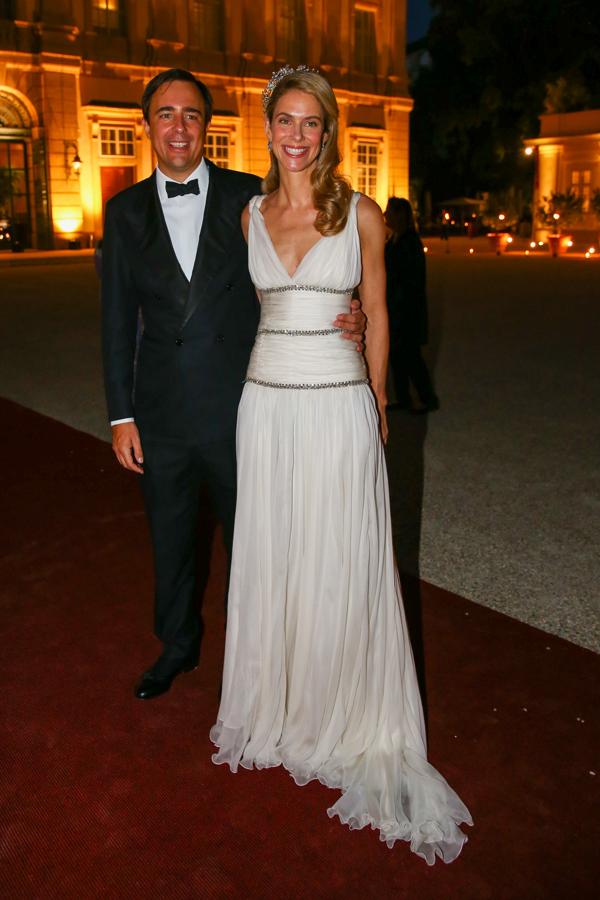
[{"left": 165, "top": 178, "right": 200, "bottom": 198}]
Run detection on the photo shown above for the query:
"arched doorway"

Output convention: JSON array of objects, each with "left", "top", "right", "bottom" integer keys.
[{"left": 0, "top": 88, "right": 51, "bottom": 249}]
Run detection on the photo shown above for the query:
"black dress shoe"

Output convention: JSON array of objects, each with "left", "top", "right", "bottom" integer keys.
[{"left": 134, "top": 655, "right": 198, "bottom": 700}]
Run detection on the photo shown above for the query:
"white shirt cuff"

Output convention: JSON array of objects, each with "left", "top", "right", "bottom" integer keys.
[{"left": 111, "top": 417, "right": 135, "bottom": 426}]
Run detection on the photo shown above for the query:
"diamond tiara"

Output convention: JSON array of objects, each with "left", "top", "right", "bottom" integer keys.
[{"left": 262, "top": 64, "right": 320, "bottom": 112}]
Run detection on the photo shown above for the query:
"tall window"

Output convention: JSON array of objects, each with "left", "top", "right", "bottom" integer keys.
[
  {"left": 354, "top": 7, "right": 377, "bottom": 73},
  {"left": 0, "top": 1, "right": 15, "bottom": 20},
  {"left": 100, "top": 126, "right": 135, "bottom": 157},
  {"left": 571, "top": 169, "right": 591, "bottom": 212},
  {"left": 0, "top": 141, "right": 29, "bottom": 236},
  {"left": 204, "top": 132, "right": 230, "bottom": 168},
  {"left": 277, "top": 0, "right": 306, "bottom": 63},
  {"left": 191, "top": 0, "right": 225, "bottom": 51},
  {"left": 92, "top": 0, "right": 125, "bottom": 33},
  {"left": 356, "top": 141, "right": 378, "bottom": 199}
]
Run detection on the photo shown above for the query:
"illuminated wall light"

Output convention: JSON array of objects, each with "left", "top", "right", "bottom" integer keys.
[
  {"left": 566, "top": 240, "right": 573, "bottom": 248},
  {"left": 469, "top": 248, "right": 474, "bottom": 254},
  {"left": 507, "top": 237, "right": 513, "bottom": 243},
  {"left": 589, "top": 247, "right": 596, "bottom": 254},
  {"left": 424, "top": 246, "right": 429, "bottom": 253},
  {"left": 529, "top": 241, "right": 536, "bottom": 248},
  {"left": 538, "top": 241, "right": 544, "bottom": 247},
  {"left": 55, "top": 217, "right": 83, "bottom": 235},
  {"left": 524, "top": 146, "right": 534, "bottom": 156},
  {"left": 525, "top": 250, "right": 530, "bottom": 255},
  {"left": 585, "top": 251, "right": 591, "bottom": 258}
]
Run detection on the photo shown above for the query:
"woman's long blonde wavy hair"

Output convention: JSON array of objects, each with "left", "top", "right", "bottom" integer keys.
[{"left": 262, "top": 70, "right": 353, "bottom": 236}]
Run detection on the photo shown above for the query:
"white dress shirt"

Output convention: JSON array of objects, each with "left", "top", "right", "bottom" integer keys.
[
  {"left": 111, "top": 159, "right": 209, "bottom": 427},
  {"left": 155, "top": 158, "right": 209, "bottom": 281}
]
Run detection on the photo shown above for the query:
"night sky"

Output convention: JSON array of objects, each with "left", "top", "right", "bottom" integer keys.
[{"left": 407, "top": 0, "right": 433, "bottom": 42}]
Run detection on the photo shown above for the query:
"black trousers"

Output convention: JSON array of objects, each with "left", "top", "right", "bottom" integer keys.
[
  {"left": 139, "top": 435, "right": 237, "bottom": 670},
  {"left": 389, "top": 338, "right": 437, "bottom": 408}
]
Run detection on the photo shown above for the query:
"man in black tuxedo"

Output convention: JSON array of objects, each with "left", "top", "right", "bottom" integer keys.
[{"left": 102, "top": 69, "right": 364, "bottom": 700}]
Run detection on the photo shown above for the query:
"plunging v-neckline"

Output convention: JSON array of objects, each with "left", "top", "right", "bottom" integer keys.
[{"left": 256, "top": 202, "right": 325, "bottom": 280}]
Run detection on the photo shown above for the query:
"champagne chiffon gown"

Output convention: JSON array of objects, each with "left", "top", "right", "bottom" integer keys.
[{"left": 210, "top": 193, "right": 472, "bottom": 864}]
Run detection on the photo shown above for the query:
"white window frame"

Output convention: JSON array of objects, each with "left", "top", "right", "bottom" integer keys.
[
  {"left": 204, "top": 117, "right": 242, "bottom": 171},
  {"left": 571, "top": 168, "right": 591, "bottom": 213},
  {"left": 99, "top": 125, "right": 135, "bottom": 158},
  {"left": 346, "top": 127, "right": 388, "bottom": 208}
]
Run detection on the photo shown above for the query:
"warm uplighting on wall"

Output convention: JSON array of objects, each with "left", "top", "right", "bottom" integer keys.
[{"left": 55, "top": 214, "right": 83, "bottom": 235}]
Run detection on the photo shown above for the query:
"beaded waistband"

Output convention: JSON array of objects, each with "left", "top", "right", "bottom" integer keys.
[
  {"left": 261, "top": 284, "right": 351, "bottom": 295},
  {"left": 257, "top": 327, "right": 341, "bottom": 336},
  {"left": 245, "top": 377, "right": 369, "bottom": 390}
]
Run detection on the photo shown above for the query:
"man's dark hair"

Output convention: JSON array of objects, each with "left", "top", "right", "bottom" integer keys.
[{"left": 141, "top": 69, "right": 213, "bottom": 123}]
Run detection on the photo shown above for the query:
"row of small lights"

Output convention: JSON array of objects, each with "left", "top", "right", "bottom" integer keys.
[
  {"left": 424, "top": 242, "right": 597, "bottom": 256},
  {"left": 427, "top": 211, "right": 596, "bottom": 256}
]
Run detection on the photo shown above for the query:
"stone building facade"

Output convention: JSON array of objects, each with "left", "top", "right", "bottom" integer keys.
[
  {"left": 525, "top": 110, "right": 600, "bottom": 243},
  {"left": 0, "top": 0, "right": 411, "bottom": 249}
]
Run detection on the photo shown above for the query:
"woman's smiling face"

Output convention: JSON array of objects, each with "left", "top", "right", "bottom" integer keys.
[{"left": 266, "top": 89, "right": 327, "bottom": 174}]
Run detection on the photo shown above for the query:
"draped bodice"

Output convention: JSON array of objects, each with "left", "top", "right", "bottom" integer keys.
[{"left": 246, "top": 193, "right": 367, "bottom": 388}]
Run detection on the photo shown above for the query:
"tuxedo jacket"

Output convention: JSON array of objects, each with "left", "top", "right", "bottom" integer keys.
[{"left": 101, "top": 160, "right": 262, "bottom": 443}]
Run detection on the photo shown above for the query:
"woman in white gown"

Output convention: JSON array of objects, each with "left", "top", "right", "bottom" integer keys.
[{"left": 210, "top": 66, "right": 472, "bottom": 864}]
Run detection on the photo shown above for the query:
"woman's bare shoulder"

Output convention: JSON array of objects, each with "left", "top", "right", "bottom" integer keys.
[{"left": 356, "top": 193, "right": 385, "bottom": 236}]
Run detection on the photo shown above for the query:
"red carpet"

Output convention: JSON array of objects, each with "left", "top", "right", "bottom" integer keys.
[{"left": 0, "top": 397, "right": 598, "bottom": 899}]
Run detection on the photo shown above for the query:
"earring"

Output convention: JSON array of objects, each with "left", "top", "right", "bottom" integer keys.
[
  {"left": 267, "top": 140, "right": 272, "bottom": 152},
  {"left": 320, "top": 139, "right": 327, "bottom": 154}
]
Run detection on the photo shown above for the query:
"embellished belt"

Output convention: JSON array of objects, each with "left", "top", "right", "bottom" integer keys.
[
  {"left": 245, "top": 377, "right": 369, "bottom": 390},
  {"left": 257, "top": 327, "right": 341, "bottom": 336},
  {"left": 261, "top": 284, "right": 351, "bottom": 295}
]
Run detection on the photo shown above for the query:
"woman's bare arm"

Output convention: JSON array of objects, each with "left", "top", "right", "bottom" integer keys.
[{"left": 356, "top": 194, "right": 389, "bottom": 442}]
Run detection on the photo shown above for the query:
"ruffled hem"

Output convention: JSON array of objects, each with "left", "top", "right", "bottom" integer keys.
[{"left": 210, "top": 723, "right": 472, "bottom": 865}]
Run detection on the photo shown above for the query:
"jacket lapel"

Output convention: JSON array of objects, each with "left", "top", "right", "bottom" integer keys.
[
  {"left": 132, "top": 173, "right": 189, "bottom": 303},
  {"left": 150, "top": 173, "right": 190, "bottom": 293},
  {"left": 182, "top": 160, "right": 231, "bottom": 328}
]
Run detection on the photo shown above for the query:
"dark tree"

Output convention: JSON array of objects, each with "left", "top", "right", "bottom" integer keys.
[{"left": 410, "top": 0, "right": 600, "bottom": 206}]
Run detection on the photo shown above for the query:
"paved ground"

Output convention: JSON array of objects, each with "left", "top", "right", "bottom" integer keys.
[{"left": 1, "top": 254, "right": 599, "bottom": 651}]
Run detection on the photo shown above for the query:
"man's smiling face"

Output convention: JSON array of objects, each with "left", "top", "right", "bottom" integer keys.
[{"left": 143, "top": 79, "right": 208, "bottom": 182}]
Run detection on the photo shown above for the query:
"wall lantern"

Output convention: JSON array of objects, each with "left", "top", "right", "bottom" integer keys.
[{"left": 64, "top": 141, "right": 82, "bottom": 177}]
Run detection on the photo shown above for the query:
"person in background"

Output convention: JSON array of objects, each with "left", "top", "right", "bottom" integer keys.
[{"left": 384, "top": 197, "right": 439, "bottom": 414}]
